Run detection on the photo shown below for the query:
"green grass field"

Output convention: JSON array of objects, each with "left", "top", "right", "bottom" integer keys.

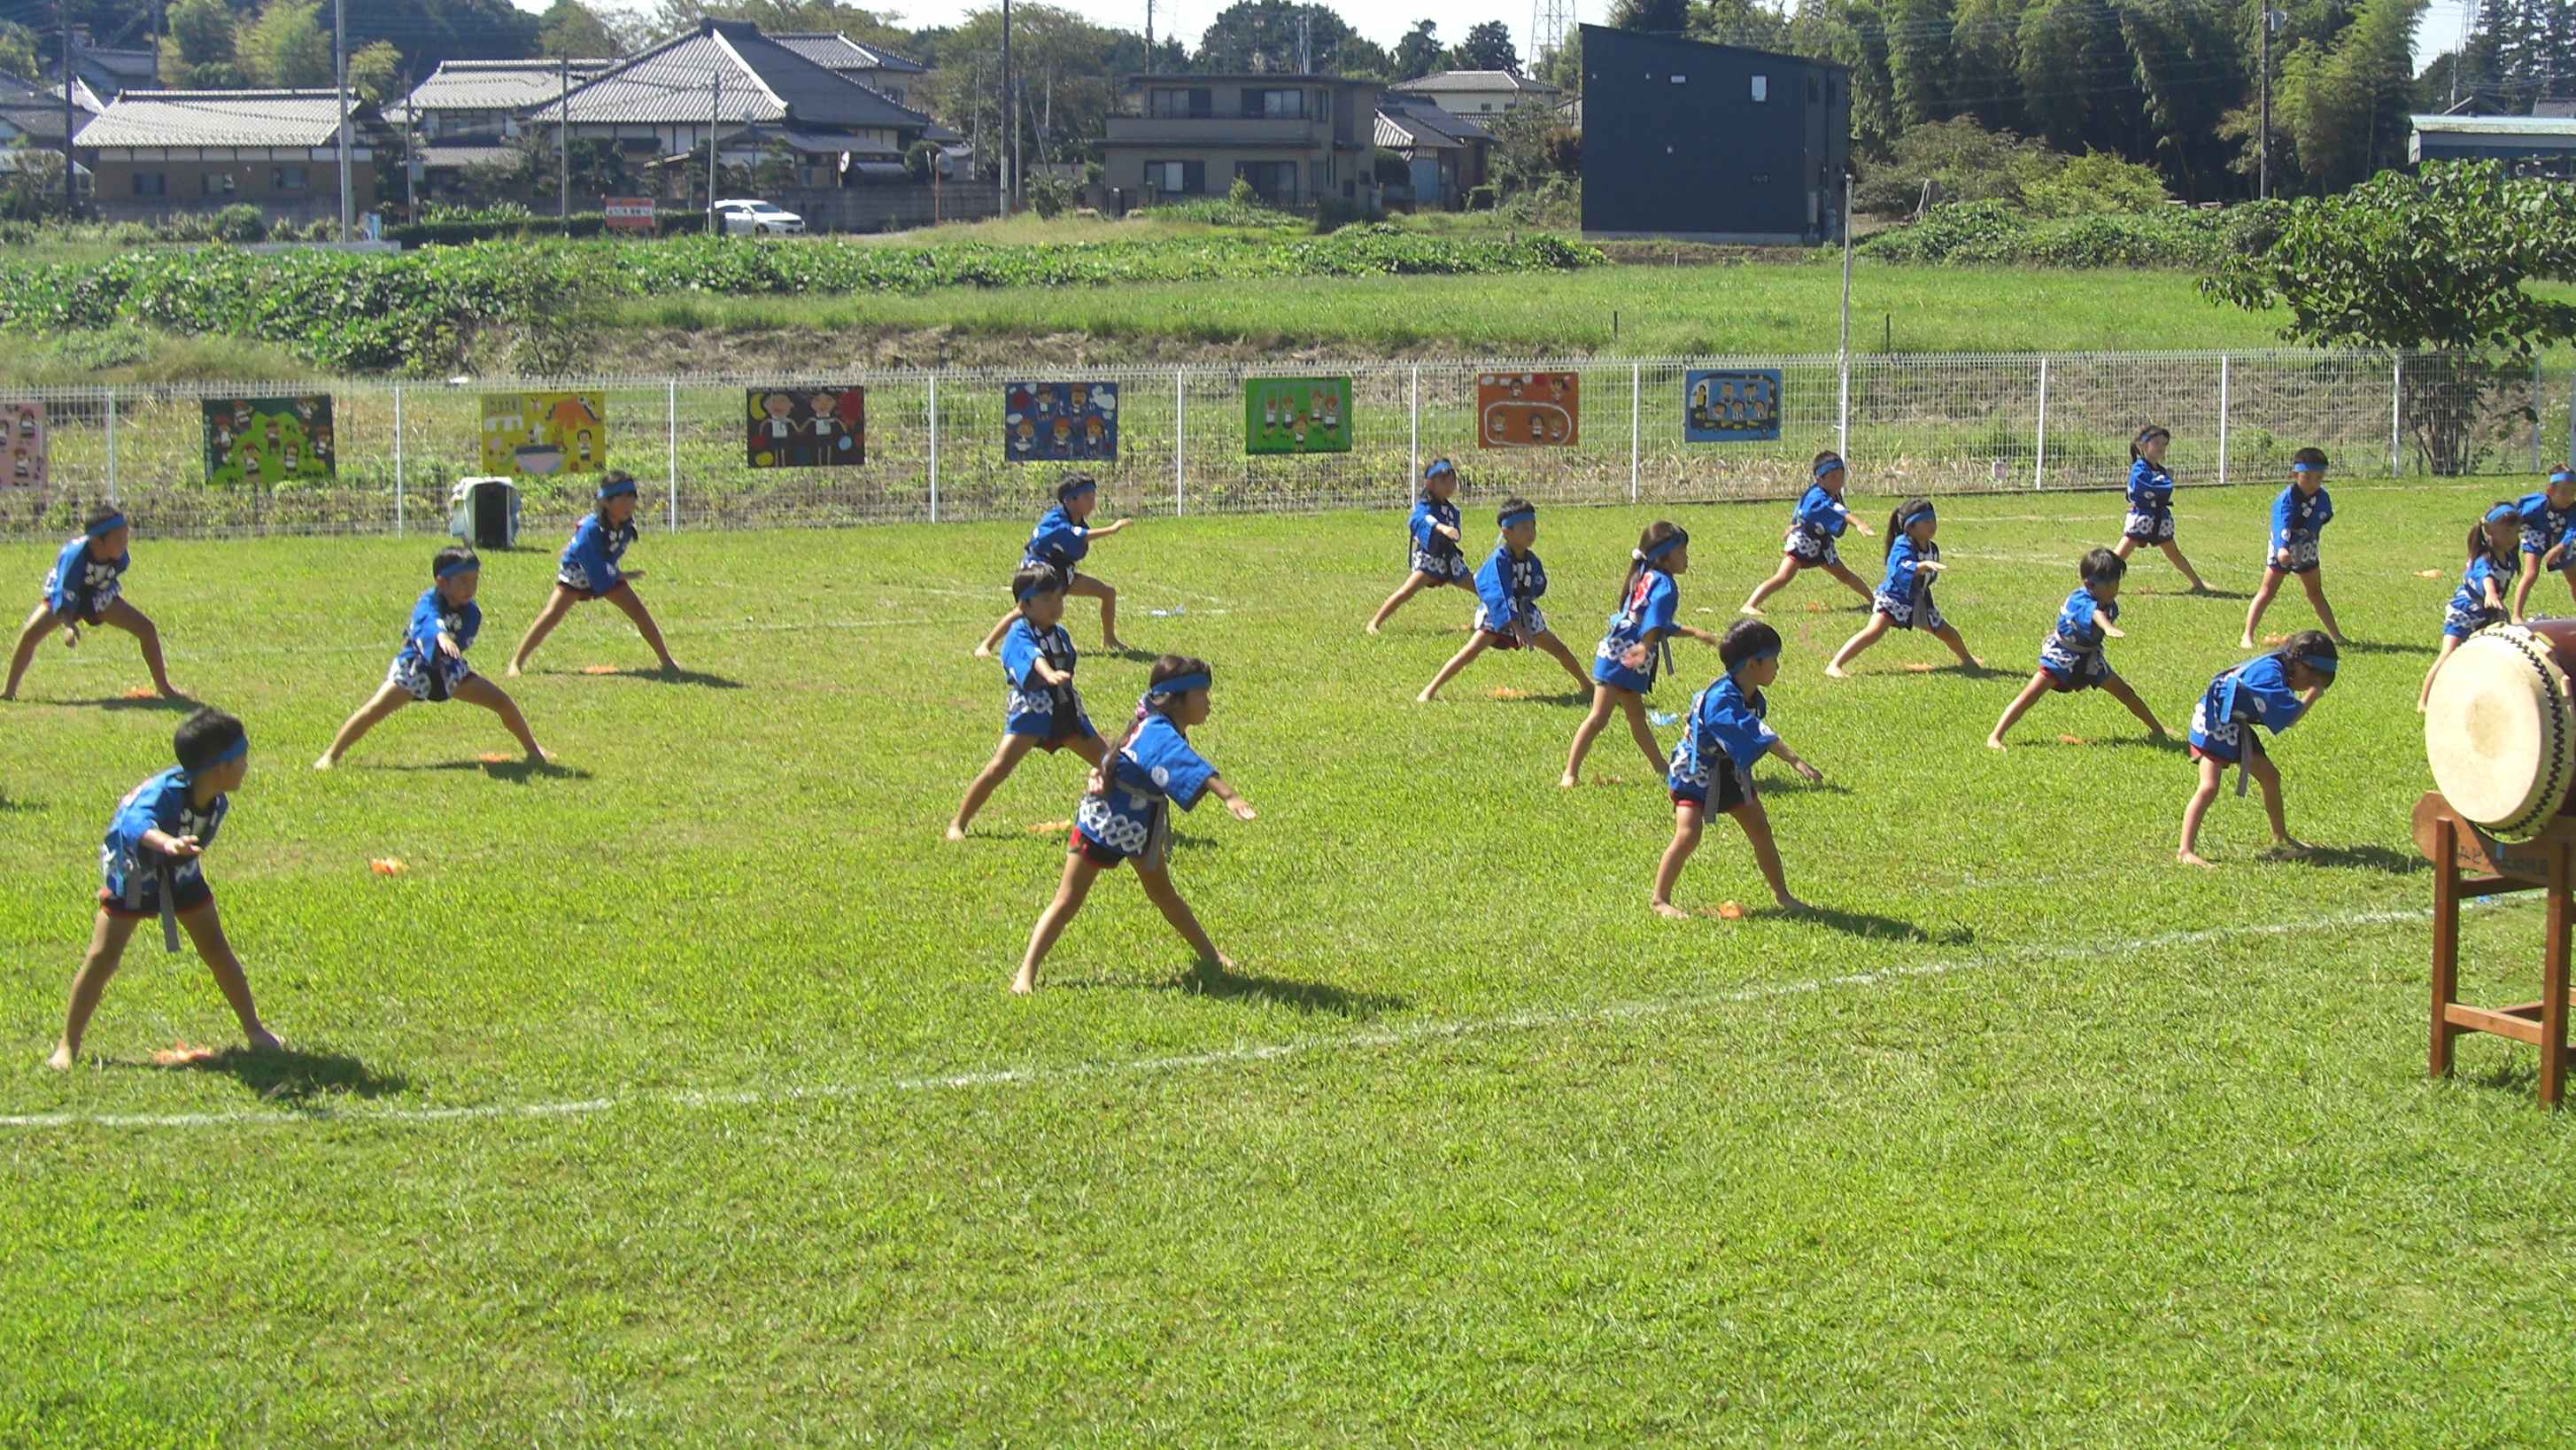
[{"left": 7, "top": 478, "right": 2576, "bottom": 1443}]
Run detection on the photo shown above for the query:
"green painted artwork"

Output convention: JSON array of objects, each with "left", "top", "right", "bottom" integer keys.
[
  {"left": 1245, "top": 377, "right": 1351, "bottom": 455},
  {"left": 204, "top": 396, "right": 336, "bottom": 487}
]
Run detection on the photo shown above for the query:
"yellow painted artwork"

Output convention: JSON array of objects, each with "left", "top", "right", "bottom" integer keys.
[{"left": 480, "top": 392, "right": 607, "bottom": 477}]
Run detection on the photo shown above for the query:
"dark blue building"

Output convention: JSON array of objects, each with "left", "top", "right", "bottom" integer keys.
[{"left": 1578, "top": 25, "right": 1849, "bottom": 244}]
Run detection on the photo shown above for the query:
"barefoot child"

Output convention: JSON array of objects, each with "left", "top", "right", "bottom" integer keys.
[
  {"left": 1825, "top": 498, "right": 1981, "bottom": 677},
  {"left": 2417, "top": 501, "right": 2521, "bottom": 712},
  {"left": 1367, "top": 458, "right": 1472, "bottom": 633},
  {"left": 507, "top": 471, "right": 678, "bottom": 676},
  {"left": 2240, "top": 449, "right": 2348, "bottom": 648},
  {"left": 4, "top": 505, "right": 183, "bottom": 702},
  {"left": 314, "top": 547, "right": 548, "bottom": 769},
  {"left": 976, "top": 476, "right": 1131, "bottom": 656},
  {"left": 1418, "top": 497, "right": 1592, "bottom": 702},
  {"left": 1988, "top": 547, "right": 2166, "bottom": 748},
  {"left": 2112, "top": 425, "right": 2209, "bottom": 591},
  {"left": 47, "top": 707, "right": 280, "bottom": 1069},
  {"left": 1739, "top": 452, "right": 1876, "bottom": 615},
  {"left": 1013, "top": 655, "right": 1257, "bottom": 993},
  {"left": 2509, "top": 466, "right": 2576, "bottom": 620},
  {"left": 1652, "top": 620, "right": 1824, "bottom": 917},
  {"left": 949, "top": 565, "right": 1110, "bottom": 839},
  {"left": 2178, "top": 630, "right": 2337, "bottom": 867},
  {"left": 1563, "top": 522, "right": 1720, "bottom": 786}
]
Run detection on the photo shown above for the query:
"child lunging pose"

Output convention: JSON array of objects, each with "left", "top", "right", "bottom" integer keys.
[
  {"left": 507, "top": 470, "right": 678, "bottom": 676},
  {"left": 1562, "top": 521, "right": 1720, "bottom": 786},
  {"left": 1653, "top": 619, "right": 1823, "bottom": 917},
  {"left": 2239, "top": 448, "right": 2347, "bottom": 648},
  {"left": 1739, "top": 452, "right": 1876, "bottom": 615},
  {"left": 1014, "top": 655, "right": 1257, "bottom": 994},
  {"left": 949, "top": 564, "right": 1110, "bottom": 839},
  {"left": 976, "top": 476, "right": 1131, "bottom": 656},
  {"left": 1418, "top": 497, "right": 1592, "bottom": 702},
  {"left": 2417, "top": 501, "right": 2522, "bottom": 712},
  {"left": 2509, "top": 466, "right": 2576, "bottom": 620},
  {"left": 2112, "top": 425, "right": 2209, "bottom": 591},
  {"left": 1988, "top": 547, "right": 2166, "bottom": 748},
  {"left": 2178, "top": 630, "right": 2336, "bottom": 866},
  {"left": 1825, "top": 497, "right": 1981, "bottom": 677},
  {"left": 314, "top": 547, "right": 548, "bottom": 769},
  {"left": 5, "top": 504, "right": 183, "bottom": 702},
  {"left": 1367, "top": 458, "right": 1473, "bottom": 633},
  {"left": 48, "top": 707, "right": 280, "bottom": 1069}
]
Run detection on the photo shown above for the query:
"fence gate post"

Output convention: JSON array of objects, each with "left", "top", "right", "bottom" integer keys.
[
  {"left": 391, "top": 383, "right": 406, "bottom": 537},
  {"left": 1173, "top": 368, "right": 1186, "bottom": 516},
  {"left": 2216, "top": 355, "right": 2229, "bottom": 489},
  {"left": 2031, "top": 357, "right": 2048, "bottom": 491},
  {"left": 104, "top": 390, "right": 117, "bottom": 504},
  {"left": 2391, "top": 355, "right": 2404, "bottom": 477},
  {"left": 1629, "top": 362, "right": 1641, "bottom": 503},
  {"left": 926, "top": 372, "right": 940, "bottom": 523},
  {"left": 1409, "top": 365, "right": 1420, "bottom": 487},
  {"left": 666, "top": 380, "right": 680, "bottom": 531}
]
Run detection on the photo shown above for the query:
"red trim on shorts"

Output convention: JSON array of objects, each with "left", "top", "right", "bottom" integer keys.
[{"left": 1066, "top": 826, "right": 1125, "bottom": 868}]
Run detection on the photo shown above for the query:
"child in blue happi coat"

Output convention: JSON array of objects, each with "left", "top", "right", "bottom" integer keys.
[
  {"left": 2240, "top": 448, "right": 2348, "bottom": 649},
  {"left": 1418, "top": 496, "right": 1592, "bottom": 702},
  {"left": 1825, "top": 497, "right": 1982, "bottom": 677},
  {"left": 507, "top": 470, "right": 679, "bottom": 677},
  {"left": 976, "top": 475, "right": 1133, "bottom": 656},
  {"left": 1368, "top": 457, "right": 1474, "bottom": 633},
  {"left": 1014, "top": 655, "right": 1257, "bottom": 994},
  {"left": 2178, "top": 629, "right": 2337, "bottom": 867},
  {"left": 2417, "top": 501, "right": 2524, "bottom": 712},
  {"left": 1738, "top": 451, "right": 1877, "bottom": 616},
  {"left": 4, "top": 504, "right": 183, "bottom": 702},
  {"left": 1562, "top": 520, "right": 1721, "bottom": 786},
  {"left": 1988, "top": 547, "right": 2167, "bottom": 748},
  {"left": 48, "top": 707, "right": 281, "bottom": 1070},
  {"left": 949, "top": 563, "right": 1110, "bottom": 840},
  {"left": 314, "top": 547, "right": 548, "bottom": 769},
  {"left": 2111, "top": 425, "right": 2209, "bottom": 592},
  {"left": 2508, "top": 465, "right": 2576, "bottom": 620},
  {"left": 1652, "top": 619, "right": 1825, "bottom": 917}
]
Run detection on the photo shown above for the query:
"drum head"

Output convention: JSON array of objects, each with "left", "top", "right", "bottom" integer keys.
[{"left": 2426, "top": 625, "right": 2576, "bottom": 841}]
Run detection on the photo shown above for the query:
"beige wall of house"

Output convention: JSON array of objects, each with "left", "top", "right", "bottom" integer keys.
[
  {"left": 89, "top": 153, "right": 379, "bottom": 222},
  {"left": 1101, "top": 77, "right": 1379, "bottom": 206}
]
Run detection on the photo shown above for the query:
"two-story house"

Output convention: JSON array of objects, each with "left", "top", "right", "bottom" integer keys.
[{"left": 1100, "top": 74, "right": 1381, "bottom": 210}]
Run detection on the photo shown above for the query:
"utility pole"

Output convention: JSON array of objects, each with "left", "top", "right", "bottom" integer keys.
[
  {"left": 1146, "top": 0, "right": 1155, "bottom": 74},
  {"left": 59, "top": 2, "right": 74, "bottom": 216},
  {"left": 558, "top": 55, "right": 571, "bottom": 230},
  {"left": 1001, "top": 0, "right": 1016, "bottom": 212},
  {"left": 2258, "top": 6, "right": 2283, "bottom": 200},
  {"left": 708, "top": 66, "right": 722, "bottom": 237},
  {"left": 334, "top": 0, "right": 352, "bottom": 242},
  {"left": 2453, "top": 0, "right": 2477, "bottom": 107}
]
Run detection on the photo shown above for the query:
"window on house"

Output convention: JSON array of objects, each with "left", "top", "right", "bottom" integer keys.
[
  {"left": 1317, "top": 89, "right": 1330, "bottom": 120},
  {"left": 1752, "top": 74, "right": 1768, "bottom": 102},
  {"left": 1149, "top": 87, "right": 1213, "bottom": 118},
  {"left": 1235, "top": 159, "right": 1297, "bottom": 202},
  {"left": 1241, "top": 88, "right": 1305, "bottom": 119},
  {"left": 273, "top": 165, "right": 310, "bottom": 190},
  {"left": 1143, "top": 159, "right": 1204, "bottom": 193},
  {"left": 131, "top": 171, "right": 165, "bottom": 196},
  {"left": 199, "top": 171, "right": 236, "bottom": 197}
]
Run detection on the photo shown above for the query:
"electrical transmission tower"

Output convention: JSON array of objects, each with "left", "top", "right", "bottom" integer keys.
[{"left": 1530, "top": 0, "right": 1576, "bottom": 70}]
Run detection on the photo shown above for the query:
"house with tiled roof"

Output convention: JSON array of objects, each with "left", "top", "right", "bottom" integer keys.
[
  {"left": 77, "top": 89, "right": 392, "bottom": 223},
  {"left": 1374, "top": 95, "right": 1489, "bottom": 206},
  {"left": 767, "top": 33, "right": 930, "bottom": 111},
  {"left": 1389, "top": 69, "right": 1562, "bottom": 118}
]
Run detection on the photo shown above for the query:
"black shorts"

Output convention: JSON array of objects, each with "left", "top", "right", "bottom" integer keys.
[
  {"left": 1673, "top": 765, "right": 1750, "bottom": 813},
  {"left": 98, "top": 874, "right": 213, "bottom": 919},
  {"left": 1069, "top": 826, "right": 1126, "bottom": 868}
]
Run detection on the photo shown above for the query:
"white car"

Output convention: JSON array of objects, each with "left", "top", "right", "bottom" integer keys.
[{"left": 714, "top": 199, "right": 805, "bottom": 236}]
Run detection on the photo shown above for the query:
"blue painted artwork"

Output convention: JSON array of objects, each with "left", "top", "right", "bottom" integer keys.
[
  {"left": 1684, "top": 369, "right": 1782, "bottom": 444},
  {"left": 1004, "top": 381, "right": 1118, "bottom": 463}
]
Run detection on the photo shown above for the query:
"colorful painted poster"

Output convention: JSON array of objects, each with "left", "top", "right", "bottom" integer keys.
[
  {"left": 605, "top": 197, "right": 656, "bottom": 233},
  {"left": 480, "top": 392, "right": 607, "bottom": 477},
  {"left": 1685, "top": 368, "right": 1783, "bottom": 443},
  {"left": 1004, "top": 381, "right": 1118, "bottom": 463},
  {"left": 746, "top": 388, "right": 865, "bottom": 468},
  {"left": 1476, "top": 371, "right": 1580, "bottom": 449},
  {"left": 1245, "top": 376, "right": 1351, "bottom": 455},
  {"left": 0, "top": 401, "right": 43, "bottom": 488},
  {"left": 203, "top": 396, "right": 335, "bottom": 487}
]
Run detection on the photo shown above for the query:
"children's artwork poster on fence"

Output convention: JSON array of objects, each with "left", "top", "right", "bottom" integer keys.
[
  {"left": 1004, "top": 382, "right": 1118, "bottom": 463},
  {"left": 1245, "top": 377, "right": 1351, "bottom": 455},
  {"left": 746, "top": 388, "right": 866, "bottom": 469},
  {"left": 1, "top": 401, "right": 44, "bottom": 488},
  {"left": 1476, "top": 372, "right": 1580, "bottom": 449},
  {"left": 480, "top": 392, "right": 607, "bottom": 477},
  {"left": 1684, "top": 368, "right": 1783, "bottom": 443},
  {"left": 203, "top": 396, "right": 336, "bottom": 487}
]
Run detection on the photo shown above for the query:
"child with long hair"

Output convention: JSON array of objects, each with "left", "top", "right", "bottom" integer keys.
[
  {"left": 4, "top": 503, "right": 184, "bottom": 702},
  {"left": 1987, "top": 547, "right": 2166, "bottom": 748},
  {"left": 976, "top": 476, "right": 1131, "bottom": 656},
  {"left": 1014, "top": 655, "right": 1256, "bottom": 993},
  {"left": 1562, "top": 520, "right": 1720, "bottom": 786},
  {"left": 506, "top": 471, "right": 679, "bottom": 677},
  {"left": 948, "top": 564, "right": 1109, "bottom": 840},
  {"left": 2417, "top": 501, "right": 2522, "bottom": 712},
  {"left": 2178, "top": 630, "right": 2337, "bottom": 866},
  {"left": 313, "top": 547, "right": 549, "bottom": 769},
  {"left": 1417, "top": 496, "right": 1592, "bottom": 702},
  {"left": 2239, "top": 448, "right": 2347, "bottom": 649},
  {"left": 1738, "top": 452, "right": 1876, "bottom": 615},
  {"left": 1824, "top": 497, "right": 1981, "bottom": 677},
  {"left": 1653, "top": 619, "right": 1824, "bottom": 917},
  {"left": 2507, "top": 465, "right": 2576, "bottom": 620},
  {"left": 2111, "top": 424, "right": 2209, "bottom": 590},
  {"left": 1367, "top": 457, "right": 1473, "bottom": 633}
]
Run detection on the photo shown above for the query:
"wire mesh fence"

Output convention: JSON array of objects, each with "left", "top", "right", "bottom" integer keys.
[{"left": 1, "top": 350, "right": 2567, "bottom": 545}]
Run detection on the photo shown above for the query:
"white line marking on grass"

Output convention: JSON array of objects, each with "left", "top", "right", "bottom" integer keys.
[{"left": 0, "top": 902, "right": 2476, "bottom": 1134}]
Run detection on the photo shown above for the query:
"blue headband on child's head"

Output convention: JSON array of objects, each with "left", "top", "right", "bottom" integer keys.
[
  {"left": 1016, "top": 575, "right": 1059, "bottom": 601},
  {"left": 2554, "top": 469, "right": 2574, "bottom": 485},
  {"left": 1641, "top": 529, "right": 1689, "bottom": 562},
  {"left": 87, "top": 513, "right": 126, "bottom": 539},
  {"left": 206, "top": 736, "right": 248, "bottom": 766},
  {"left": 1497, "top": 508, "right": 1536, "bottom": 529},
  {"left": 597, "top": 476, "right": 638, "bottom": 500},
  {"left": 1814, "top": 456, "right": 1845, "bottom": 477},
  {"left": 1901, "top": 506, "right": 1936, "bottom": 529},
  {"left": 1150, "top": 671, "right": 1211, "bottom": 698},
  {"left": 2294, "top": 652, "right": 2338, "bottom": 677},
  {"left": 2291, "top": 461, "right": 2324, "bottom": 474},
  {"left": 1729, "top": 646, "right": 1782, "bottom": 674},
  {"left": 1424, "top": 458, "right": 1455, "bottom": 481},
  {"left": 2488, "top": 502, "right": 2523, "bottom": 523},
  {"left": 1059, "top": 477, "right": 1098, "bottom": 500},
  {"left": 436, "top": 556, "right": 479, "bottom": 579}
]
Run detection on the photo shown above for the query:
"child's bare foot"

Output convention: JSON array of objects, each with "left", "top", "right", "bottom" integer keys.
[
  {"left": 2176, "top": 849, "right": 2217, "bottom": 869},
  {"left": 1652, "top": 900, "right": 1689, "bottom": 919},
  {"left": 1416, "top": 688, "right": 1440, "bottom": 703},
  {"left": 505, "top": 663, "right": 525, "bottom": 678},
  {"left": 1009, "top": 970, "right": 1036, "bottom": 995},
  {"left": 311, "top": 754, "right": 337, "bottom": 771},
  {"left": 2236, "top": 637, "right": 2256, "bottom": 650},
  {"left": 1773, "top": 894, "right": 1812, "bottom": 912},
  {"left": 1984, "top": 734, "right": 2007, "bottom": 751},
  {"left": 1955, "top": 655, "right": 1984, "bottom": 670},
  {"left": 2329, "top": 632, "right": 2351, "bottom": 646},
  {"left": 245, "top": 1027, "right": 283, "bottom": 1053},
  {"left": 43, "top": 1043, "right": 73, "bottom": 1071},
  {"left": 527, "top": 746, "right": 553, "bottom": 766},
  {"left": 1101, "top": 638, "right": 1132, "bottom": 653},
  {"left": 2259, "top": 840, "right": 2314, "bottom": 861},
  {"left": 158, "top": 683, "right": 189, "bottom": 700},
  {"left": 944, "top": 823, "right": 968, "bottom": 841},
  {"left": 1365, "top": 622, "right": 1381, "bottom": 635},
  {"left": 1557, "top": 772, "right": 1579, "bottom": 788},
  {"left": 1823, "top": 663, "right": 1850, "bottom": 679}
]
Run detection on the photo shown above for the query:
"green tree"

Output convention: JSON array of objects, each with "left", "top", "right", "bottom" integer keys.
[
  {"left": 240, "top": 0, "right": 336, "bottom": 88},
  {"left": 647, "top": 1, "right": 910, "bottom": 52},
  {"left": 931, "top": 4, "right": 1125, "bottom": 173},
  {"left": 1392, "top": 19, "right": 1443, "bottom": 79},
  {"left": 2014, "top": 0, "right": 2132, "bottom": 154},
  {"left": 538, "top": 0, "right": 628, "bottom": 58},
  {"left": 1193, "top": 0, "right": 1365, "bottom": 74},
  {"left": 1946, "top": 0, "right": 2024, "bottom": 132},
  {"left": 0, "top": 21, "right": 41, "bottom": 81},
  {"left": 1608, "top": 0, "right": 1689, "bottom": 31},
  {"left": 349, "top": 39, "right": 404, "bottom": 102},
  {"left": 1446, "top": 19, "right": 1520, "bottom": 72},
  {"left": 158, "top": 0, "right": 240, "bottom": 87},
  {"left": 2269, "top": 0, "right": 2424, "bottom": 192},
  {"left": 1692, "top": 0, "right": 1791, "bottom": 48},
  {"left": 1886, "top": 0, "right": 1955, "bottom": 128}
]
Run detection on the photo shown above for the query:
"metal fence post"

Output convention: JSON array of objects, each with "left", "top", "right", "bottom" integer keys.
[
  {"left": 391, "top": 383, "right": 406, "bottom": 537},
  {"left": 2215, "top": 355, "right": 2230, "bottom": 488},
  {"left": 926, "top": 372, "right": 940, "bottom": 523},
  {"left": 1408, "top": 364, "right": 1420, "bottom": 487},
  {"left": 2391, "top": 355, "right": 2404, "bottom": 477},
  {"left": 104, "top": 389, "right": 117, "bottom": 504},
  {"left": 1837, "top": 356, "right": 1850, "bottom": 459},
  {"left": 2566, "top": 365, "right": 2576, "bottom": 469},
  {"left": 2031, "top": 357, "right": 2048, "bottom": 491},
  {"left": 2535, "top": 358, "right": 2546, "bottom": 473},
  {"left": 1628, "top": 362, "right": 1641, "bottom": 503},
  {"left": 666, "top": 379, "right": 680, "bottom": 531},
  {"left": 1173, "top": 368, "right": 1186, "bottom": 516}
]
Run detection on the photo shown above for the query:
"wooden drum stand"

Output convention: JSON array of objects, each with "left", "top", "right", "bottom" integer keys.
[{"left": 2413, "top": 793, "right": 2573, "bottom": 1106}]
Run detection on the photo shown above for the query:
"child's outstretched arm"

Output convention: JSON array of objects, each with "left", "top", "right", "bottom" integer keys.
[
  {"left": 1206, "top": 774, "right": 1257, "bottom": 820},
  {"left": 2095, "top": 609, "right": 2125, "bottom": 640},
  {"left": 1090, "top": 518, "right": 1134, "bottom": 539},
  {"left": 137, "top": 827, "right": 205, "bottom": 858},
  {"left": 1764, "top": 737, "right": 1824, "bottom": 783},
  {"left": 1025, "top": 657, "right": 1071, "bottom": 687}
]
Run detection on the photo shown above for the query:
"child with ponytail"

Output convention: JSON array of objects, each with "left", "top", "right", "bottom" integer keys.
[
  {"left": 1824, "top": 497, "right": 1981, "bottom": 678},
  {"left": 2179, "top": 630, "right": 2337, "bottom": 867},
  {"left": 507, "top": 470, "right": 679, "bottom": 677},
  {"left": 1562, "top": 520, "right": 1720, "bottom": 786},
  {"left": 2417, "top": 501, "right": 2522, "bottom": 712},
  {"left": 2111, "top": 424, "right": 2209, "bottom": 591},
  {"left": 1367, "top": 457, "right": 1474, "bottom": 633},
  {"left": 1738, "top": 451, "right": 1876, "bottom": 616}
]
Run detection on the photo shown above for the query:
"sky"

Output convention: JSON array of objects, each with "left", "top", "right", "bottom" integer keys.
[{"left": 508, "top": 0, "right": 2471, "bottom": 76}]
